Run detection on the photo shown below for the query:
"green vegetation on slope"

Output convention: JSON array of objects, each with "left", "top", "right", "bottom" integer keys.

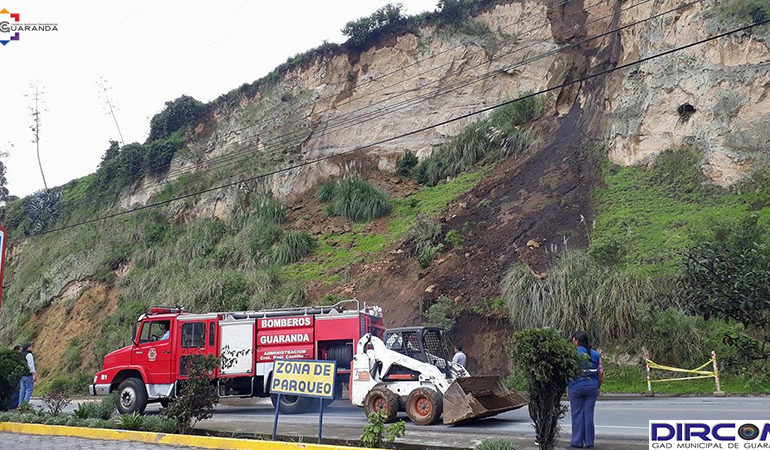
[
  {"left": 285, "top": 170, "right": 484, "bottom": 285},
  {"left": 590, "top": 147, "right": 770, "bottom": 276}
]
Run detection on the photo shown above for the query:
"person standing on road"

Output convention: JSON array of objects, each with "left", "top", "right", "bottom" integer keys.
[
  {"left": 452, "top": 344, "right": 467, "bottom": 368},
  {"left": 568, "top": 331, "right": 602, "bottom": 448},
  {"left": 19, "top": 343, "right": 36, "bottom": 405}
]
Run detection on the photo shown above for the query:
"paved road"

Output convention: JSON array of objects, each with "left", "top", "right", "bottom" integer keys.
[
  {"left": 196, "top": 396, "right": 770, "bottom": 448},
  {"left": 0, "top": 432, "right": 194, "bottom": 449},
  {"left": 15, "top": 396, "right": 770, "bottom": 449}
]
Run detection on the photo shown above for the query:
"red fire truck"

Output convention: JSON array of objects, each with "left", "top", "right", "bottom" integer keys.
[{"left": 90, "top": 300, "right": 384, "bottom": 414}]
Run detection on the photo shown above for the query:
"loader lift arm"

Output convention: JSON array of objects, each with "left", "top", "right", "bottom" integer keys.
[{"left": 351, "top": 327, "right": 527, "bottom": 425}]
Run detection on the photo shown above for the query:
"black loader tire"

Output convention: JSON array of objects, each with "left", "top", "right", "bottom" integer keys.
[
  {"left": 116, "top": 378, "right": 148, "bottom": 415},
  {"left": 405, "top": 387, "right": 442, "bottom": 425},
  {"left": 363, "top": 387, "right": 399, "bottom": 423}
]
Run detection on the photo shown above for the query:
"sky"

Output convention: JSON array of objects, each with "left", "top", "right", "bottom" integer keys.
[{"left": 0, "top": 0, "right": 437, "bottom": 198}]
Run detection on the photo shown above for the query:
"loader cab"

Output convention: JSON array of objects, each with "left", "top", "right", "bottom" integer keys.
[{"left": 383, "top": 327, "right": 452, "bottom": 374}]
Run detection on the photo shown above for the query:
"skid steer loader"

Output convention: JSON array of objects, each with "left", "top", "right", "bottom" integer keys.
[{"left": 350, "top": 326, "right": 527, "bottom": 425}]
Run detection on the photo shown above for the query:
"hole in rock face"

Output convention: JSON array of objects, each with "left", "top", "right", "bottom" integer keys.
[{"left": 677, "top": 103, "right": 696, "bottom": 123}]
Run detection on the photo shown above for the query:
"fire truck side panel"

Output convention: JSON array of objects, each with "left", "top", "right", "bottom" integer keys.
[
  {"left": 255, "top": 316, "right": 315, "bottom": 362},
  {"left": 218, "top": 319, "right": 256, "bottom": 376}
]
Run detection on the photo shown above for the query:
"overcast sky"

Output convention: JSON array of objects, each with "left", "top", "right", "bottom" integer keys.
[{"left": 0, "top": 0, "right": 437, "bottom": 198}]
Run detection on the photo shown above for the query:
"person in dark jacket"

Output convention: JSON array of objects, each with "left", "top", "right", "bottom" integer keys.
[{"left": 568, "top": 331, "right": 602, "bottom": 448}]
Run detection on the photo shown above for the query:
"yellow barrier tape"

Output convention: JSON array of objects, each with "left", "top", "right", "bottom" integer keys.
[
  {"left": 650, "top": 375, "right": 716, "bottom": 383},
  {"left": 645, "top": 359, "right": 715, "bottom": 376}
]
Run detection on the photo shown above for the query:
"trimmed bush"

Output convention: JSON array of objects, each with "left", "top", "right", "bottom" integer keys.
[
  {"left": 332, "top": 178, "right": 392, "bottom": 222},
  {"left": 512, "top": 328, "right": 580, "bottom": 450}
]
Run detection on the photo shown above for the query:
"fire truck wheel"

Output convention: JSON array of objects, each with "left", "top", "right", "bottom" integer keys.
[
  {"left": 270, "top": 394, "right": 312, "bottom": 414},
  {"left": 116, "top": 378, "right": 148, "bottom": 415},
  {"left": 406, "top": 387, "right": 442, "bottom": 425},
  {"left": 363, "top": 388, "right": 398, "bottom": 423}
]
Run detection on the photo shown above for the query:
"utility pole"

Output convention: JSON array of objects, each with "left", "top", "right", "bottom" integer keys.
[
  {"left": 97, "top": 77, "right": 125, "bottom": 146},
  {"left": 29, "top": 82, "right": 48, "bottom": 191}
]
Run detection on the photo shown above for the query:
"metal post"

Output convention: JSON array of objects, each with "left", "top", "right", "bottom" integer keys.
[
  {"left": 318, "top": 398, "right": 325, "bottom": 444},
  {"left": 272, "top": 394, "right": 281, "bottom": 441},
  {"left": 644, "top": 350, "right": 654, "bottom": 397},
  {"left": 712, "top": 351, "right": 725, "bottom": 397}
]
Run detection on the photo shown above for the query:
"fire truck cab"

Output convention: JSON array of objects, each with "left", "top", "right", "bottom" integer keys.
[{"left": 90, "top": 300, "right": 384, "bottom": 415}]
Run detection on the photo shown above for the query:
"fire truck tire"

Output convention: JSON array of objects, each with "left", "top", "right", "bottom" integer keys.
[
  {"left": 270, "top": 394, "right": 313, "bottom": 414},
  {"left": 363, "top": 388, "right": 399, "bottom": 423},
  {"left": 405, "top": 387, "right": 442, "bottom": 425},
  {"left": 116, "top": 378, "right": 148, "bottom": 415}
]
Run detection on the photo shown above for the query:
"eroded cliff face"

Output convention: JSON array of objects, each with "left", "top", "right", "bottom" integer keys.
[
  {"left": 118, "top": 0, "right": 768, "bottom": 211},
  {"left": 606, "top": 0, "right": 769, "bottom": 185}
]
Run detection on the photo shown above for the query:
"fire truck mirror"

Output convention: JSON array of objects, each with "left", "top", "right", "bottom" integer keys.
[{"left": 131, "top": 323, "right": 138, "bottom": 345}]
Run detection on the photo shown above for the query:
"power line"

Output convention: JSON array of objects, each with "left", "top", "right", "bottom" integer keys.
[
  {"left": 61, "top": 0, "right": 665, "bottom": 210},
  {"left": 63, "top": 0, "right": 612, "bottom": 208},
  {"left": 37, "top": 17, "right": 769, "bottom": 236}
]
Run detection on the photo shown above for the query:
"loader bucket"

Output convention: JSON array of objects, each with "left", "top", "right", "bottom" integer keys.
[{"left": 442, "top": 376, "right": 528, "bottom": 425}]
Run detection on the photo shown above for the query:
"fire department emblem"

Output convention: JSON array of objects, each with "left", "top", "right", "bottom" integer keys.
[{"left": 147, "top": 348, "right": 157, "bottom": 362}]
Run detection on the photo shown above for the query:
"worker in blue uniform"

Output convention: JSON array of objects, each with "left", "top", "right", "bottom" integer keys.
[{"left": 568, "top": 331, "right": 602, "bottom": 448}]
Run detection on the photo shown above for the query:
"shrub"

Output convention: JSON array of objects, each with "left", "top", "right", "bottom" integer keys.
[
  {"left": 148, "top": 95, "right": 205, "bottom": 142},
  {"left": 342, "top": 3, "right": 407, "bottom": 49},
  {"left": 360, "top": 411, "right": 406, "bottom": 448},
  {"left": 396, "top": 150, "right": 419, "bottom": 177},
  {"left": 512, "top": 328, "right": 580, "bottom": 450},
  {"left": 0, "top": 349, "right": 28, "bottom": 410},
  {"left": 163, "top": 354, "right": 219, "bottom": 433},
  {"left": 316, "top": 179, "right": 338, "bottom": 202},
  {"left": 141, "top": 414, "right": 177, "bottom": 433},
  {"left": 474, "top": 439, "right": 521, "bottom": 450},
  {"left": 444, "top": 229, "right": 462, "bottom": 247},
  {"left": 679, "top": 214, "right": 770, "bottom": 369},
  {"left": 145, "top": 133, "right": 185, "bottom": 173},
  {"left": 502, "top": 250, "right": 647, "bottom": 346},
  {"left": 332, "top": 178, "right": 392, "bottom": 222},
  {"left": 718, "top": 0, "right": 769, "bottom": 30},
  {"left": 42, "top": 378, "right": 71, "bottom": 416},
  {"left": 116, "top": 412, "right": 144, "bottom": 430},
  {"left": 272, "top": 231, "right": 315, "bottom": 265},
  {"left": 407, "top": 214, "right": 444, "bottom": 268},
  {"left": 414, "top": 97, "right": 542, "bottom": 186},
  {"left": 425, "top": 296, "right": 457, "bottom": 330},
  {"left": 253, "top": 196, "right": 286, "bottom": 224}
]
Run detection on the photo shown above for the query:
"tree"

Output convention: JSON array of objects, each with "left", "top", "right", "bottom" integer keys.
[
  {"left": 679, "top": 214, "right": 770, "bottom": 367},
  {"left": 0, "top": 349, "right": 29, "bottom": 411},
  {"left": 148, "top": 95, "right": 204, "bottom": 142},
  {"left": 512, "top": 328, "right": 580, "bottom": 450},
  {"left": 341, "top": 3, "right": 406, "bottom": 48},
  {"left": 100, "top": 141, "right": 121, "bottom": 167}
]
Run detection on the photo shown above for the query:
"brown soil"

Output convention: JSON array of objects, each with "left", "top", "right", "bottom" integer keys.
[
  {"left": 27, "top": 280, "right": 118, "bottom": 382},
  {"left": 310, "top": 0, "right": 622, "bottom": 376}
]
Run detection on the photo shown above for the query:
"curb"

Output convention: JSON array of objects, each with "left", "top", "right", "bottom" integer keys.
[{"left": 0, "top": 422, "right": 374, "bottom": 450}]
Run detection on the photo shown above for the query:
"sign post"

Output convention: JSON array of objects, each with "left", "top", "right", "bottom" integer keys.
[
  {"left": 270, "top": 359, "right": 336, "bottom": 444},
  {"left": 0, "top": 225, "right": 6, "bottom": 313}
]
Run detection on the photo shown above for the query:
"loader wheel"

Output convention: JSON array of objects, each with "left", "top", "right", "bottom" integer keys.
[
  {"left": 406, "top": 387, "right": 442, "bottom": 425},
  {"left": 363, "top": 388, "right": 399, "bottom": 423}
]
